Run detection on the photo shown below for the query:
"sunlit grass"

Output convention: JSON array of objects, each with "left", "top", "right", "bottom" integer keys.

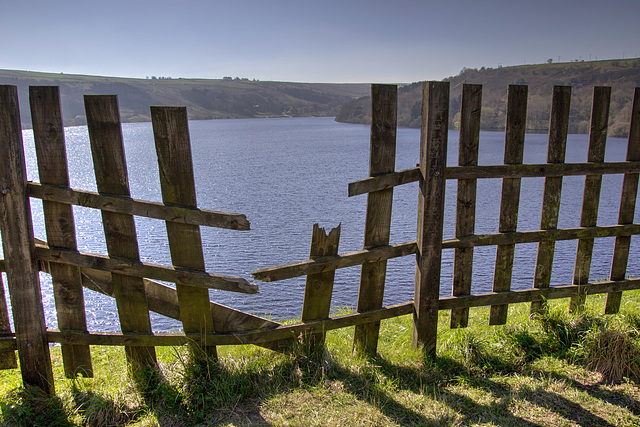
[{"left": 2, "top": 292, "right": 640, "bottom": 425}]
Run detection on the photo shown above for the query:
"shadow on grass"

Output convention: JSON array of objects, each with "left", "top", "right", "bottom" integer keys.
[
  {"left": 0, "top": 385, "right": 74, "bottom": 426},
  {"left": 372, "top": 353, "right": 626, "bottom": 426}
]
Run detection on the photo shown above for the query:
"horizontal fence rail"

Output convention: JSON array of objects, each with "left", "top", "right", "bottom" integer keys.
[{"left": 348, "top": 161, "right": 640, "bottom": 196}]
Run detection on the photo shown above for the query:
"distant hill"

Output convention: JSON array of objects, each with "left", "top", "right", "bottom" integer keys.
[
  {"left": 0, "top": 70, "right": 370, "bottom": 128},
  {"left": 336, "top": 58, "right": 640, "bottom": 137}
]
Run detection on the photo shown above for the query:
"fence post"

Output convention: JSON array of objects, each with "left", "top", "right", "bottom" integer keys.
[
  {"left": 0, "top": 274, "right": 17, "bottom": 369},
  {"left": 570, "top": 86, "right": 610, "bottom": 313},
  {"left": 450, "top": 84, "right": 481, "bottom": 328},
  {"left": 531, "top": 86, "right": 571, "bottom": 315},
  {"left": 301, "top": 224, "right": 340, "bottom": 348},
  {"left": 30, "top": 86, "right": 93, "bottom": 377},
  {"left": 605, "top": 88, "right": 640, "bottom": 314},
  {"left": 150, "top": 106, "right": 217, "bottom": 360},
  {"left": 489, "top": 85, "right": 528, "bottom": 325},
  {"left": 0, "top": 85, "right": 55, "bottom": 394},
  {"left": 84, "top": 95, "right": 157, "bottom": 371},
  {"left": 353, "top": 84, "right": 396, "bottom": 355},
  {"left": 413, "top": 81, "right": 448, "bottom": 356}
]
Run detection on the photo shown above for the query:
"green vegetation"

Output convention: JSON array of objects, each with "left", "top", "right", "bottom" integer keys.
[
  {"left": 336, "top": 58, "right": 640, "bottom": 137},
  {"left": 2, "top": 292, "right": 640, "bottom": 425},
  {"left": 0, "top": 70, "right": 369, "bottom": 128}
]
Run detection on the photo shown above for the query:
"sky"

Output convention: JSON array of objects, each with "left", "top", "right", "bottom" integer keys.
[{"left": 2, "top": 0, "right": 640, "bottom": 83}]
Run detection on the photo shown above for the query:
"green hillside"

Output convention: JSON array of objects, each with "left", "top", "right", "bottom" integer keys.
[
  {"left": 336, "top": 58, "right": 640, "bottom": 137},
  {"left": 0, "top": 70, "right": 370, "bottom": 128}
]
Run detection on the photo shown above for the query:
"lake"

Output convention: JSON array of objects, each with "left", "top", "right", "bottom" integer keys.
[{"left": 3, "top": 116, "right": 640, "bottom": 332}]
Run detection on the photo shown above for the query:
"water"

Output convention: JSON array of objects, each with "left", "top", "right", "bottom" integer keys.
[{"left": 2, "top": 117, "right": 639, "bottom": 332}]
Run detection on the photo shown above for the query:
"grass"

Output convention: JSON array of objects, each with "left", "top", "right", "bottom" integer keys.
[{"left": 2, "top": 292, "right": 640, "bottom": 426}]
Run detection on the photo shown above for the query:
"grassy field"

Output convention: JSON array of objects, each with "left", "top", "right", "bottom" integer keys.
[{"left": 2, "top": 292, "right": 640, "bottom": 426}]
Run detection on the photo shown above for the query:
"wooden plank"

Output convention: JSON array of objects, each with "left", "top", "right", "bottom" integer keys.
[
  {"left": 531, "top": 86, "right": 571, "bottom": 315},
  {"left": 35, "top": 244, "right": 258, "bottom": 293},
  {"left": 47, "top": 301, "right": 415, "bottom": 347},
  {"left": 151, "top": 106, "right": 217, "bottom": 359},
  {"left": 0, "top": 85, "right": 54, "bottom": 394},
  {"left": 414, "top": 81, "right": 449, "bottom": 355},
  {"left": 252, "top": 221, "right": 640, "bottom": 283},
  {"left": 84, "top": 95, "right": 157, "bottom": 370},
  {"left": 302, "top": 224, "right": 340, "bottom": 347},
  {"left": 490, "top": 85, "right": 528, "bottom": 325},
  {"left": 606, "top": 88, "right": 640, "bottom": 314},
  {"left": 0, "top": 274, "right": 17, "bottom": 369},
  {"left": 354, "top": 84, "right": 397, "bottom": 354},
  {"left": 570, "top": 86, "right": 611, "bottom": 313},
  {"left": 450, "top": 84, "right": 482, "bottom": 328},
  {"left": 253, "top": 241, "right": 417, "bottom": 282},
  {"left": 28, "top": 182, "right": 250, "bottom": 230},
  {"left": 77, "top": 268, "right": 275, "bottom": 331},
  {"left": 349, "top": 167, "right": 421, "bottom": 197},
  {"left": 43, "top": 273, "right": 640, "bottom": 349},
  {"left": 30, "top": 86, "right": 93, "bottom": 378},
  {"left": 348, "top": 161, "right": 640, "bottom": 196},
  {"left": 439, "top": 278, "right": 640, "bottom": 311}
]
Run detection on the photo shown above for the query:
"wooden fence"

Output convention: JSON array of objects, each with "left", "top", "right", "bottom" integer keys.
[{"left": 0, "top": 82, "right": 639, "bottom": 395}]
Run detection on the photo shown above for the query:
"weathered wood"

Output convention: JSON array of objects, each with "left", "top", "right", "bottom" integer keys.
[
  {"left": 30, "top": 86, "right": 93, "bottom": 378},
  {"left": 62, "top": 264, "right": 288, "bottom": 351},
  {"left": 85, "top": 95, "right": 157, "bottom": 370},
  {"left": 439, "top": 277, "right": 640, "bottom": 311},
  {"left": 443, "top": 224, "right": 640, "bottom": 248},
  {"left": 252, "top": 220, "right": 640, "bottom": 283},
  {"left": 47, "top": 301, "right": 416, "bottom": 347},
  {"left": 0, "top": 275, "right": 17, "bottom": 369},
  {"left": 349, "top": 167, "right": 421, "bottom": 197},
  {"left": 0, "top": 85, "right": 54, "bottom": 393},
  {"left": 414, "top": 81, "right": 449, "bottom": 355},
  {"left": 348, "top": 161, "right": 640, "bottom": 196},
  {"left": 570, "top": 86, "right": 610, "bottom": 313},
  {"left": 451, "top": 84, "right": 482, "bottom": 328},
  {"left": 35, "top": 244, "right": 258, "bottom": 293},
  {"left": 606, "top": 88, "right": 640, "bottom": 314},
  {"left": 354, "top": 84, "right": 397, "bottom": 354},
  {"left": 490, "top": 85, "right": 528, "bottom": 325},
  {"left": 302, "top": 224, "right": 340, "bottom": 347},
  {"left": 531, "top": 86, "right": 571, "bottom": 315},
  {"left": 151, "top": 106, "right": 217, "bottom": 358},
  {"left": 27, "top": 182, "right": 250, "bottom": 230},
  {"left": 253, "top": 241, "right": 417, "bottom": 282}
]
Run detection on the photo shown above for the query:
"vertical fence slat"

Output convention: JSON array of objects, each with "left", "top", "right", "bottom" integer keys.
[
  {"left": 450, "top": 84, "right": 482, "bottom": 329},
  {"left": 0, "top": 274, "right": 17, "bottom": 369},
  {"left": 353, "top": 84, "right": 397, "bottom": 354},
  {"left": 570, "top": 86, "right": 611, "bottom": 313},
  {"left": 30, "top": 86, "right": 93, "bottom": 378},
  {"left": 531, "top": 86, "right": 571, "bottom": 315},
  {"left": 85, "top": 95, "right": 157, "bottom": 370},
  {"left": 150, "top": 106, "right": 217, "bottom": 359},
  {"left": 302, "top": 224, "right": 340, "bottom": 347},
  {"left": 413, "top": 81, "right": 449, "bottom": 355},
  {"left": 0, "top": 85, "right": 54, "bottom": 393},
  {"left": 489, "top": 85, "right": 528, "bottom": 325},
  {"left": 605, "top": 87, "right": 640, "bottom": 314}
]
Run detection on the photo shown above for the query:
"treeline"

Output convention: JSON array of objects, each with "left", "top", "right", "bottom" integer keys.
[
  {"left": 0, "top": 70, "right": 369, "bottom": 128},
  {"left": 336, "top": 58, "right": 640, "bottom": 137}
]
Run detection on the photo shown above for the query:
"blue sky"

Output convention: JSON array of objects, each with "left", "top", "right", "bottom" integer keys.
[{"left": 2, "top": 0, "right": 639, "bottom": 83}]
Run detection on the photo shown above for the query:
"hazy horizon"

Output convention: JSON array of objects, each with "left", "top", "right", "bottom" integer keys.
[{"left": 2, "top": 0, "right": 640, "bottom": 84}]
